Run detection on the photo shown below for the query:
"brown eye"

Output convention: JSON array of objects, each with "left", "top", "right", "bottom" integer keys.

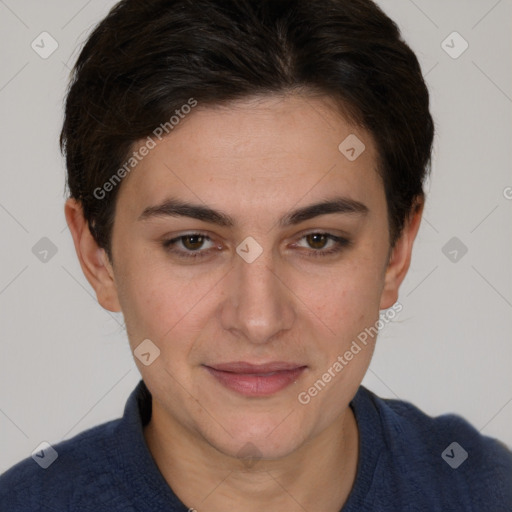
[
  {"left": 181, "top": 234, "right": 206, "bottom": 250},
  {"left": 294, "top": 232, "right": 351, "bottom": 258},
  {"left": 162, "top": 232, "right": 216, "bottom": 260},
  {"left": 305, "top": 233, "right": 329, "bottom": 250}
]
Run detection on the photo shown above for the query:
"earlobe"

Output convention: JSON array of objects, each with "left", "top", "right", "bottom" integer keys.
[
  {"left": 64, "top": 198, "right": 122, "bottom": 313},
  {"left": 379, "top": 198, "right": 424, "bottom": 310}
]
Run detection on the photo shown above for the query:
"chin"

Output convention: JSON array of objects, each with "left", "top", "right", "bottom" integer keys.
[{"left": 201, "top": 412, "right": 311, "bottom": 462}]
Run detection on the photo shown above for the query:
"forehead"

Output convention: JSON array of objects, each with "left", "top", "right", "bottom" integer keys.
[{"left": 115, "top": 93, "right": 383, "bottom": 221}]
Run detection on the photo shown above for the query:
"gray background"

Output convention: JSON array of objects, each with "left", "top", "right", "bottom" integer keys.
[{"left": 1, "top": 0, "right": 511, "bottom": 472}]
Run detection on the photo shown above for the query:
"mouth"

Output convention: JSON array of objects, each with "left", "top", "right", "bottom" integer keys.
[{"left": 203, "top": 361, "right": 307, "bottom": 397}]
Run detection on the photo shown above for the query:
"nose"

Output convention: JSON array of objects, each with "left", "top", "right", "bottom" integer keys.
[{"left": 220, "top": 243, "right": 295, "bottom": 345}]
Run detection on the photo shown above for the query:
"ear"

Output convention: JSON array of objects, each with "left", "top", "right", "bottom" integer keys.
[
  {"left": 379, "top": 196, "right": 424, "bottom": 309},
  {"left": 64, "top": 198, "right": 121, "bottom": 312}
]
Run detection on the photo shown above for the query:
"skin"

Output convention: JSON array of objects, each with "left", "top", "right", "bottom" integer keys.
[{"left": 65, "top": 93, "right": 423, "bottom": 512}]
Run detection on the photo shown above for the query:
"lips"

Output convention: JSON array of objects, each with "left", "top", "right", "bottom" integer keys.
[
  {"left": 207, "top": 361, "right": 305, "bottom": 374},
  {"left": 203, "top": 361, "right": 307, "bottom": 397}
]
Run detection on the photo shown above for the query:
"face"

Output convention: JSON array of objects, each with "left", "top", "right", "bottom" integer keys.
[{"left": 71, "top": 93, "right": 417, "bottom": 460}]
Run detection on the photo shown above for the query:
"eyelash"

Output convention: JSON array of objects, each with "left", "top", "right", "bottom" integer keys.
[{"left": 162, "top": 232, "right": 351, "bottom": 260}]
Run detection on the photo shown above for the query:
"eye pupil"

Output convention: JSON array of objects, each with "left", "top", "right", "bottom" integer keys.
[{"left": 307, "top": 233, "right": 327, "bottom": 249}]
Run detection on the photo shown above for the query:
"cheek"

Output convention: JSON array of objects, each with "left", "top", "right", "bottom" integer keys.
[
  {"left": 115, "top": 252, "right": 217, "bottom": 351},
  {"left": 297, "top": 257, "right": 385, "bottom": 340},
  {"left": 294, "top": 263, "right": 383, "bottom": 416}
]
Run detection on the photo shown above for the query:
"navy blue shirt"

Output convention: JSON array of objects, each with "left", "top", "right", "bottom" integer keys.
[{"left": 1, "top": 380, "right": 511, "bottom": 511}]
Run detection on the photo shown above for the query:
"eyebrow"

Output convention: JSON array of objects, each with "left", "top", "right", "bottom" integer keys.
[{"left": 137, "top": 196, "right": 369, "bottom": 227}]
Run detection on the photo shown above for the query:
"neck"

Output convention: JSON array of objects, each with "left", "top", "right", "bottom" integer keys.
[{"left": 143, "top": 402, "right": 359, "bottom": 512}]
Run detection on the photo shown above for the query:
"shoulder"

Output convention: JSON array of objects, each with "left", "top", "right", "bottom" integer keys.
[
  {"left": 0, "top": 418, "right": 128, "bottom": 511},
  {"left": 374, "top": 390, "right": 511, "bottom": 465},
  {"left": 357, "top": 387, "right": 512, "bottom": 510}
]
